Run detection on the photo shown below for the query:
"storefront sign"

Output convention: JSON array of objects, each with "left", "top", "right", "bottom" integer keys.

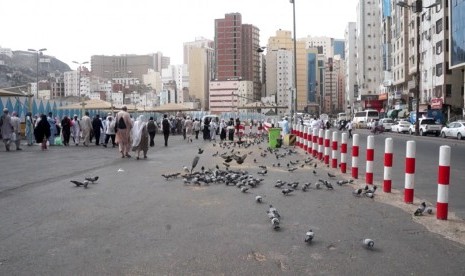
[{"left": 431, "top": 98, "right": 443, "bottom": 109}]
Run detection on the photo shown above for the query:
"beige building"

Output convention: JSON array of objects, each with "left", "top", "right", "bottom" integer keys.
[
  {"left": 209, "top": 80, "right": 253, "bottom": 114},
  {"left": 188, "top": 47, "right": 214, "bottom": 110},
  {"left": 266, "top": 30, "right": 308, "bottom": 112}
]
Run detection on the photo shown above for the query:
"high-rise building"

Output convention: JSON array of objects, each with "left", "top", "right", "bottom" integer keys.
[
  {"left": 214, "top": 13, "right": 261, "bottom": 101},
  {"left": 344, "top": 22, "right": 358, "bottom": 114},
  {"left": 189, "top": 47, "right": 211, "bottom": 110},
  {"left": 183, "top": 37, "right": 214, "bottom": 65}
]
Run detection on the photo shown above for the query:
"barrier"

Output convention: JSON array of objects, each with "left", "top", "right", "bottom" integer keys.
[
  {"left": 312, "top": 128, "right": 318, "bottom": 157},
  {"left": 307, "top": 127, "right": 313, "bottom": 154},
  {"left": 437, "top": 145, "right": 451, "bottom": 220},
  {"left": 340, "top": 133, "right": 348, "bottom": 173},
  {"left": 303, "top": 126, "right": 308, "bottom": 151},
  {"left": 318, "top": 129, "right": 324, "bottom": 160},
  {"left": 331, "top": 131, "right": 338, "bottom": 169},
  {"left": 383, "top": 138, "right": 393, "bottom": 193},
  {"left": 351, "top": 134, "right": 359, "bottom": 179},
  {"left": 324, "top": 130, "right": 331, "bottom": 165},
  {"left": 366, "top": 135, "right": 375, "bottom": 185},
  {"left": 404, "top": 141, "right": 415, "bottom": 203}
]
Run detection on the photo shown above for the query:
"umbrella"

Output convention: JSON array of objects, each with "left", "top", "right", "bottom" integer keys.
[{"left": 0, "top": 88, "right": 28, "bottom": 97}]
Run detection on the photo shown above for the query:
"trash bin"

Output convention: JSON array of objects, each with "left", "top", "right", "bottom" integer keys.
[{"left": 268, "top": 128, "right": 282, "bottom": 148}]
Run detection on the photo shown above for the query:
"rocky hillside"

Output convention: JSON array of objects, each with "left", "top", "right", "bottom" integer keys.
[{"left": 0, "top": 50, "right": 71, "bottom": 88}]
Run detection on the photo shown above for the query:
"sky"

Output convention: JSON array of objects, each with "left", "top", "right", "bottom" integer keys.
[{"left": 1, "top": 0, "right": 359, "bottom": 70}]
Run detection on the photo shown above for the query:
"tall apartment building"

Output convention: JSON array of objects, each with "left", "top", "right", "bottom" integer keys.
[
  {"left": 303, "top": 36, "right": 334, "bottom": 58},
  {"left": 345, "top": 22, "right": 358, "bottom": 114},
  {"left": 189, "top": 47, "right": 212, "bottom": 109},
  {"left": 265, "top": 49, "right": 294, "bottom": 116},
  {"left": 266, "top": 30, "right": 308, "bottom": 113},
  {"left": 183, "top": 37, "right": 214, "bottom": 65},
  {"left": 355, "top": 0, "right": 383, "bottom": 111},
  {"left": 214, "top": 13, "right": 261, "bottom": 102}
]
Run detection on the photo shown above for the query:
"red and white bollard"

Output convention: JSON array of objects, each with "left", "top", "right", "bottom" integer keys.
[
  {"left": 366, "top": 135, "right": 375, "bottom": 185},
  {"left": 303, "top": 126, "right": 308, "bottom": 151},
  {"left": 299, "top": 125, "right": 303, "bottom": 148},
  {"left": 318, "top": 129, "right": 324, "bottom": 161},
  {"left": 312, "top": 128, "right": 318, "bottom": 157},
  {"left": 404, "top": 140, "right": 416, "bottom": 203},
  {"left": 383, "top": 138, "right": 393, "bottom": 193},
  {"left": 324, "top": 130, "right": 331, "bottom": 165},
  {"left": 437, "top": 145, "right": 451, "bottom": 220},
  {"left": 351, "top": 134, "right": 359, "bottom": 179},
  {"left": 331, "top": 131, "right": 338, "bottom": 169},
  {"left": 340, "top": 132, "right": 348, "bottom": 173},
  {"left": 307, "top": 127, "right": 313, "bottom": 154}
]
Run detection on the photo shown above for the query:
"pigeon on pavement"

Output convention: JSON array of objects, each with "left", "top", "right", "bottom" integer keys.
[
  {"left": 362, "top": 238, "right": 375, "bottom": 249},
  {"left": 85, "top": 176, "right": 99, "bottom": 183},
  {"left": 414, "top": 202, "right": 427, "bottom": 216},
  {"left": 282, "top": 188, "right": 294, "bottom": 195},
  {"left": 70, "top": 180, "right": 88, "bottom": 188},
  {"left": 305, "top": 229, "right": 314, "bottom": 243},
  {"left": 255, "top": 195, "right": 263, "bottom": 203}
]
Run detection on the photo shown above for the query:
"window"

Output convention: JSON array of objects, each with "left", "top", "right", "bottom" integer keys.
[
  {"left": 436, "top": 63, "right": 443, "bottom": 76},
  {"left": 446, "top": 84, "right": 452, "bottom": 97},
  {"left": 436, "top": 18, "right": 443, "bottom": 34},
  {"left": 436, "top": 41, "right": 443, "bottom": 55}
]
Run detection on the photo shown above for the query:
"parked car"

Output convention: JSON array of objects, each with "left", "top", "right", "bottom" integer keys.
[
  {"left": 409, "top": 118, "right": 442, "bottom": 136},
  {"left": 379, "top": 118, "right": 394, "bottom": 131},
  {"left": 391, "top": 120, "right": 412, "bottom": 133},
  {"left": 440, "top": 121, "right": 465, "bottom": 140}
]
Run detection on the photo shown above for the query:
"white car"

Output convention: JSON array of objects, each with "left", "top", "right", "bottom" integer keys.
[
  {"left": 391, "top": 120, "right": 412, "bottom": 133},
  {"left": 441, "top": 121, "right": 465, "bottom": 140},
  {"left": 379, "top": 118, "right": 394, "bottom": 131}
]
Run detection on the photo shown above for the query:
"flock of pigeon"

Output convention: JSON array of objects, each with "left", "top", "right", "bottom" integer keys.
[{"left": 159, "top": 135, "right": 387, "bottom": 249}]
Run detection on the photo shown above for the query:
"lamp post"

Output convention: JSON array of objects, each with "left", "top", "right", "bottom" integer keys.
[
  {"left": 27, "top": 48, "right": 47, "bottom": 100},
  {"left": 290, "top": 0, "right": 298, "bottom": 127},
  {"left": 72, "top": 61, "right": 89, "bottom": 116},
  {"left": 396, "top": 0, "right": 439, "bottom": 136}
]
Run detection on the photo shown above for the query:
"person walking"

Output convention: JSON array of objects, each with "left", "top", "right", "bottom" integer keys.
[
  {"left": 202, "top": 118, "right": 210, "bottom": 141},
  {"left": 219, "top": 119, "right": 227, "bottom": 141},
  {"left": 115, "top": 106, "right": 133, "bottom": 158},
  {"left": 25, "top": 112, "right": 34, "bottom": 146},
  {"left": 47, "top": 112, "right": 57, "bottom": 146},
  {"left": 92, "top": 114, "right": 104, "bottom": 146},
  {"left": 103, "top": 115, "right": 116, "bottom": 148},
  {"left": 10, "top": 111, "right": 22, "bottom": 150},
  {"left": 193, "top": 118, "right": 200, "bottom": 140},
  {"left": 147, "top": 116, "right": 158, "bottom": 147},
  {"left": 346, "top": 120, "right": 353, "bottom": 139},
  {"left": 81, "top": 112, "right": 92, "bottom": 147},
  {"left": 227, "top": 118, "right": 235, "bottom": 141},
  {"left": 132, "top": 115, "right": 149, "bottom": 159},
  {"left": 34, "top": 114, "right": 51, "bottom": 150},
  {"left": 71, "top": 115, "right": 81, "bottom": 146},
  {"left": 61, "top": 115, "right": 72, "bottom": 146},
  {"left": 184, "top": 116, "right": 193, "bottom": 142},
  {"left": 210, "top": 118, "right": 217, "bottom": 141},
  {"left": 162, "top": 114, "right": 170, "bottom": 147},
  {"left": 0, "top": 108, "right": 14, "bottom": 151}
]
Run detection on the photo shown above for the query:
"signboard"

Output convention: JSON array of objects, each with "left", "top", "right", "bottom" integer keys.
[
  {"left": 378, "top": 93, "right": 388, "bottom": 100},
  {"left": 431, "top": 98, "right": 443, "bottom": 109},
  {"left": 450, "top": 0, "right": 465, "bottom": 69}
]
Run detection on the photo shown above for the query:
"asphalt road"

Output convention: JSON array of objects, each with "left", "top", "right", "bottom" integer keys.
[{"left": 1, "top": 134, "right": 465, "bottom": 275}]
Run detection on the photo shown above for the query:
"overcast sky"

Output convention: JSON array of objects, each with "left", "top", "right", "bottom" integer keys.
[{"left": 1, "top": 0, "right": 359, "bottom": 70}]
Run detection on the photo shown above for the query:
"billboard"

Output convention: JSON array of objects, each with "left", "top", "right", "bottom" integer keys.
[{"left": 450, "top": 0, "right": 465, "bottom": 68}]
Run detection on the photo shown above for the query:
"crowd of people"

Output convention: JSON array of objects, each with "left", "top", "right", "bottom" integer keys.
[{"left": 1, "top": 107, "right": 268, "bottom": 157}]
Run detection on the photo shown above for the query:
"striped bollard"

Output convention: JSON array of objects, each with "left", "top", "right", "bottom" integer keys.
[
  {"left": 437, "top": 145, "right": 451, "bottom": 220},
  {"left": 294, "top": 124, "right": 299, "bottom": 147},
  {"left": 324, "top": 130, "right": 331, "bottom": 165},
  {"left": 312, "top": 128, "right": 318, "bottom": 157},
  {"left": 292, "top": 124, "right": 296, "bottom": 136},
  {"left": 331, "top": 131, "right": 338, "bottom": 168},
  {"left": 340, "top": 133, "right": 348, "bottom": 173},
  {"left": 307, "top": 127, "right": 313, "bottom": 154},
  {"left": 351, "top": 134, "right": 359, "bottom": 179},
  {"left": 298, "top": 125, "right": 303, "bottom": 148},
  {"left": 404, "top": 141, "right": 416, "bottom": 203},
  {"left": 383, "top": 138, "right": 393, "bottom": 193},
  {"left": 366, "top": 135, "right": 375, "bottom": 185},
  {"left": 318, "top": 129, "right": 324, "bottom": 161},
  {"left": 303, "top": 126, "right": 308, "bottom": 151}
]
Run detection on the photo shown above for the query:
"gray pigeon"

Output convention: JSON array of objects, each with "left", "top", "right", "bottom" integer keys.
[
  {"left": 305, "top": 229, "right": 314, "bottom": 243},
  {"left": 70, "top": 180, "right": 89, "bottom": 188},
  {"left": 269, "top": 205, "right": 281, "bottom": 218},
  {"left": 240, "top": 187, "right": 249, "bottom": 193},
  {"left": 414, "top": 202, "right": 427, "bottom": 216},
  {"left": 282, "top": 188, "right": 294, "bottom": 195},
  {"left": 271, "top": 217, "right": 280, "bottom": 229},
  {"left": 362, "top": 238, "right": 374, "bottom": 249},
  {"left": 85, "top": 176, "right": 99, "bottom": 183},
  {"left": 255, "top": 195, "right": 263, "bottom": 203}
]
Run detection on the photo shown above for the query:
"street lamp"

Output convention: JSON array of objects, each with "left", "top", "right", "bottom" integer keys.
[
  {"left": 289, "top": 0, "right": 298, "bottom": 127},
  {"left": 72, "top": 61, "right": 89, "bottom": 116},
  {"left": 27, "top": 48, "right": 47, "bottom": 100},
  {"left": 396, "top": 0, "right": 439, "bottom": 136}
]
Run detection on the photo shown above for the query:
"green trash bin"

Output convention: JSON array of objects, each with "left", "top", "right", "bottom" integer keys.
[{"left": 268, "top": 128, "right": 282, "bottom": 148}]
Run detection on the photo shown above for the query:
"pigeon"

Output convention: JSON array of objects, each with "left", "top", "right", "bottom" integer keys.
[
  {"left": 325, "top": 181, "right": 334, "bottom": 190},
  {"left": 302, "top": 182, "right": 311, "bottom": 192},
  {"left": 337, "top": 180, "right": 349, "bottom": 186},
  {"left": 282, "top": 188, "right": 294, "bottom": 195},
  {"left": 223, "top": 163, "right": 230, "bottom": 168},
  {"left": 362, "top": 238, "right": 375, "bottom": 249},
  {"left": 314, "top": 163, "right": 317, "bottom": 168},
  {"left": 288, "top": 167, "right": 297, "bottom": 172},
  {"left": 269, "top": 205, "right": 281, "bottom": 218},
  {"left": 258, "top": 165, "right": 267, "bottom": 170},
  {"left": 70, "top": 180, "right": 88, "bottom": 188},
  {"left": 253, "top": 158, "right": 257, "bottom": 163},
  {"left": 240, "top": 187, "right": 249, "bottom": 193},
  {"left": 255, "top": 195, "right": 263, "bottom": 203},
  {"left": 328, "top": 172, "right": 336, "bottom": 178},
  {"left": 315, "top": 183, "right": 321, "bottom": 189},
  {"left": 257, "top": 170, "right": 267, "bottom": 176},
  {"left": 425, "top": 207, "right": 433, "bottom": 214},
  {"left": 85, "top": 176, "right": 99, "bottom": 183},
  {"left": 234, "top": 154, "right": 247, "bottom": 164},
  {"left": 414, "top": 202, "right": 427, "bottom": 216},
  {"left": 191, "top": 156, "right": 200, "bottom": 174},
  {"left": 271, "top": 217, "right": 280, "bottom": 229},
  {"left": 183, "top": 166, "right": 190, "bottom": 173},
  {"left": 353, "top": 188, "right": 363, "bottom": 197},
  {"left": 313, "top": 170, "right": 317, "bottom": 175},
  {"left": 288, "top": 182, "right": 299, "bottom": 189},
  {"left": 117, "top": 168, "right": 124, "bottom": 172},
  {"left": 198, "top": 148, "right": 204, "bottom": 154},
  {"left": 305, "top": 229, "right": 315, "bottom": 243}
]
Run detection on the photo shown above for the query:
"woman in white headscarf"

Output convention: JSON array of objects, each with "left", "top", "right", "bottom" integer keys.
[{"left": 131, "top": 115, "right": 149, "bottom": 159}]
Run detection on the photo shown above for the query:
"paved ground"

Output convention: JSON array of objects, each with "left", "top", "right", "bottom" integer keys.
[{"left": 1, "top": 134, "right": 465, "bottom": 275}]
